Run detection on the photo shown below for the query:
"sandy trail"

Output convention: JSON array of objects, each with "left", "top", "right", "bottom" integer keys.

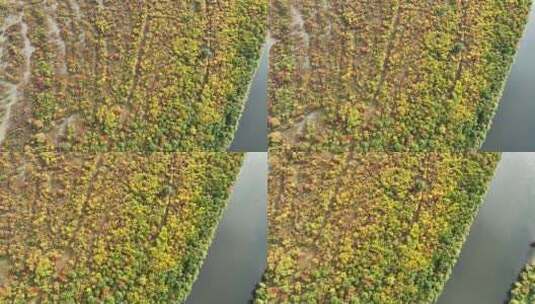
[
  {"left": 0, "top": 6, "right": 35, "bottom": 145},
  {"left": 67, "top": 0, "right": 85, "bottom": 45},
  {"left": 46, "top": 1, "right": 68, "bottom": 75},
  {"left": 291, "top": 6, "right": 310, "bottom": 47},
  {"left": 291, "top": 6, "right": 311, "bottom": 69}
]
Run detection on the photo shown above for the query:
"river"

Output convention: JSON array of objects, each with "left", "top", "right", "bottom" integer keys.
[
  {"left": 437, "top": 153, "right": 535, "bottom": 304},
  {"left": 482, "top": 5, "right": 535, "bottom": 151},
  {"left": 186, "top": 152, "right": 268, "bottom": 304},
  {"left": 229, "top": 37, "right": 273, "bottom": 152}
]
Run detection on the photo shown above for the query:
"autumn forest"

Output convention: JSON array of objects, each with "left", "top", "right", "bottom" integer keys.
[{"left": 1, "top": 1, "right": 534, "bottom": 304}]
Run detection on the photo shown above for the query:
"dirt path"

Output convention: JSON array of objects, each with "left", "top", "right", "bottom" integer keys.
[
  {"left": 46, "top": 1, "right": 68, "bottom": 76},
  {"left": 0, "top": 5, "right": 35, "bottom": 144}
]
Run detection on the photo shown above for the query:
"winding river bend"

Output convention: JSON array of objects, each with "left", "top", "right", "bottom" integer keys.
[
  {"left": 186, "top": 153, "right": 268, "bottom": 304},
  {"left": 482, "top": 4, "right": 535, "bottom": 151},
  {"left": 437, "top": 153, "right": 535, "bottom": 304},
  {"left": 229, "top": 38, "right": 272, "bottom": 152}
]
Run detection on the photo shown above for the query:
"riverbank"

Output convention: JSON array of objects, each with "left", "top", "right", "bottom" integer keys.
[
  {"left": 268, "top": 1, "right": 532, "bottom": 151},
  {"left": 437, "top": 153, "right": 535, "bottom": 304},
  {"left": 255, "top": 152, "right": 499, "bottom": 303},
  {"left": 482, "top": 4, "right": 535, "bottom": 151},
  {"left": 228, "top": 37, "right": 273, "bottom": 152},
  {"left": 187, "top": 153, "right": 268, "bottom": 304},
  {"left": 508, "top": 262, "right": 535, "bottom": 304},
  {"left": 0, "top": 152, "right": 243, "bottom": 303}
]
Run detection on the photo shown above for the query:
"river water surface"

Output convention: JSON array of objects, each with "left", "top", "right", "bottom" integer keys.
[
  {"left": 482, "top": 5, "right": 535, "bottom": 151},
  {"left": 437, "top": 153, "right": 535, "bottom": 304},
  {"left": 229, "top": 38, "right": 272, "bottom": 152},
  {"left": 186, "top": 152, "right": 267, "bottom": 304}
]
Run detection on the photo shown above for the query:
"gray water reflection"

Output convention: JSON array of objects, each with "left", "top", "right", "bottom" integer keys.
[
  {"left": 482, "top": 5, "right": 535, "bottom": 151},
  {"left": 437, "top": 153, "right": 535, "bottom": 304},
  {"left": 186, "top": 153, "right": 267, "bottom": 304},
  {"left": 229, "top": 38, "right": 273, "bottom": 152}
]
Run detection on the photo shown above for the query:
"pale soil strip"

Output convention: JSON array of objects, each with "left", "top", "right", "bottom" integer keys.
[
  {"left": 0, "top": 14, "right": 21, "bottom": 71},
  {"left": 275, "top": 107, "right": 322, "bottom": 132},
  {"left": 55, "top": 114, "right": 76, "bottom": 142},
  {"left": 291, "top": 6, "right": 310, "bottom": 47},
  {"left": 45, "top": 1, "right": 68, "bottom": 75},
  {"left": 67, "top": 0, "right": 85, "bottom": 45},
  {"left": 0, "top": 14, "right": 22, "bottom": 143},
  {"left": 20, "top": 20, "right": 34, "bottom": 86},
  {"left": 0, "top": 6, "right": 35, "bottom": 144},
  {"left": 290, "top": 6, "right": 311, "bottom": 69},
  {"left": 286, "top": 110, "right": 321, "bottom": 144}
]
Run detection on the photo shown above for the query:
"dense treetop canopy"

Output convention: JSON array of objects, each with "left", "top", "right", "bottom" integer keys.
[{"left": 0, "top": 1, "right": 266, "bottom": 152}]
